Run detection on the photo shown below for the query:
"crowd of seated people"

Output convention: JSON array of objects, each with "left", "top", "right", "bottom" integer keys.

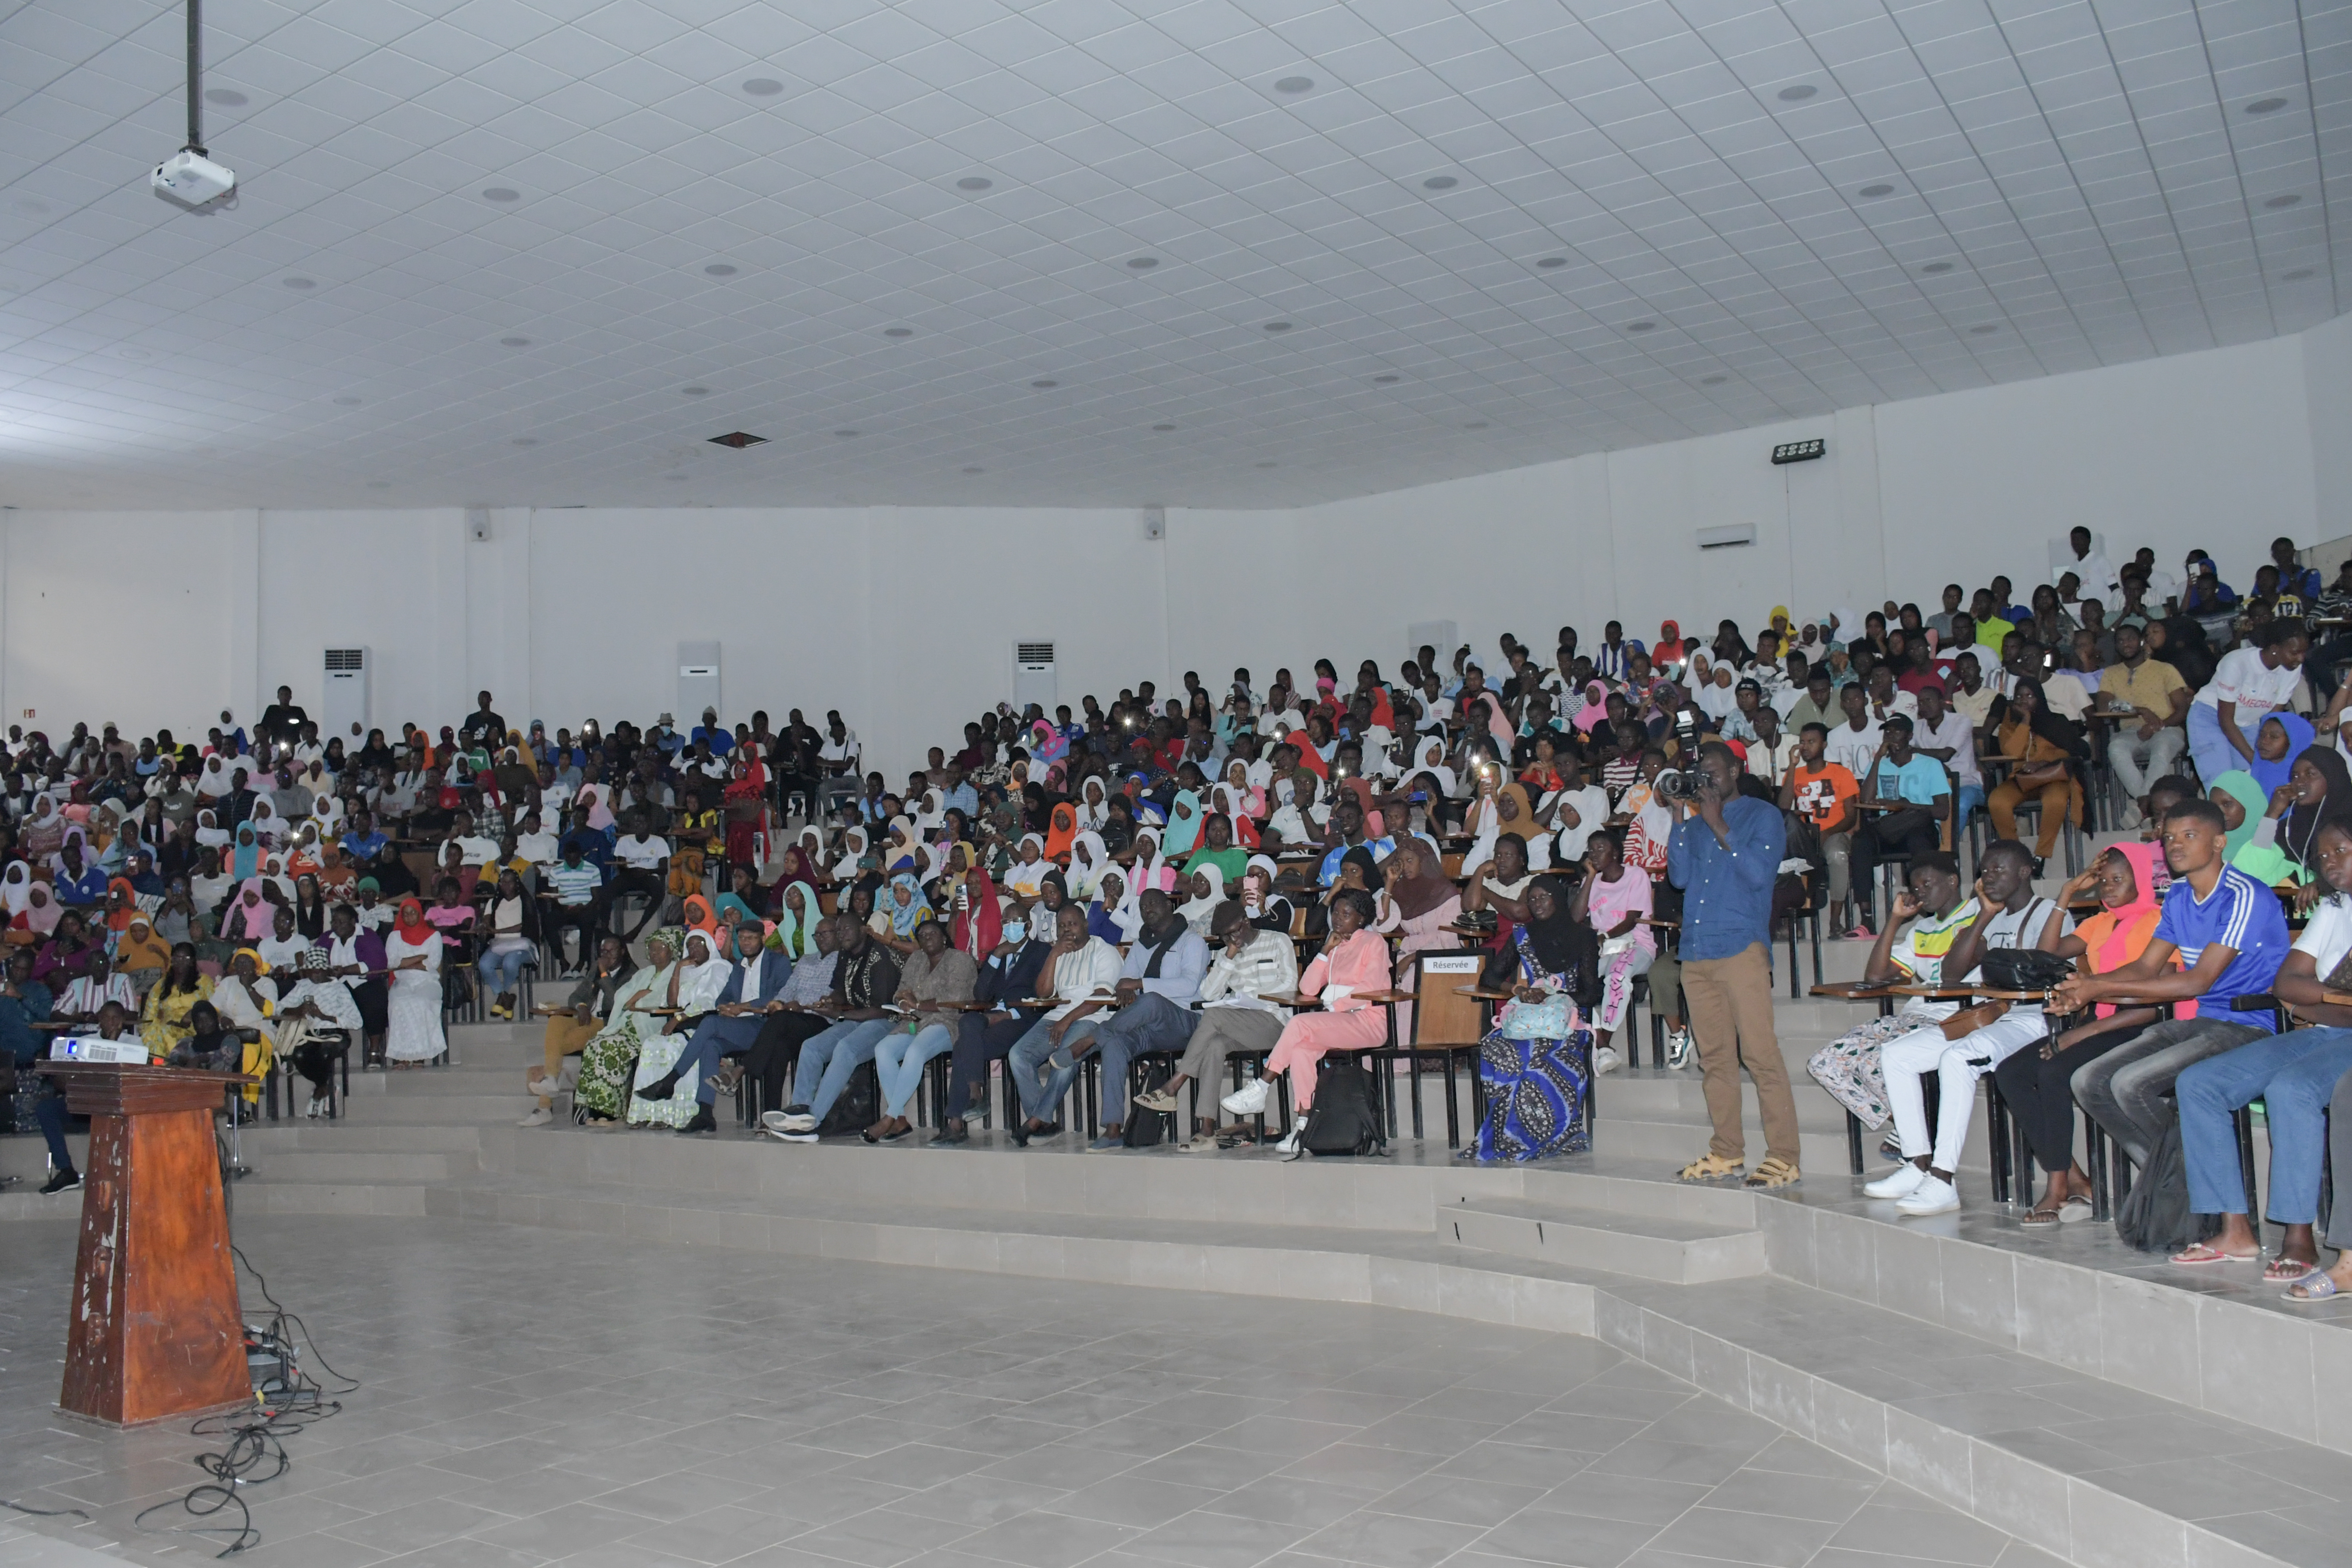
[{"left": 8, "top": 534, "right": 2352, "bottom": 1243}]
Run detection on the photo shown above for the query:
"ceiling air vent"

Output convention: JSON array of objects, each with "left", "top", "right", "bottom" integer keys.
[{"left": 707, "top": 431, "right": 767, "bottom": 448}]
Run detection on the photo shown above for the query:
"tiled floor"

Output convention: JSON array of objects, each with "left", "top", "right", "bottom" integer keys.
[{"left": 0, "top": 1215, "right": 2058, "bottom": 1568}]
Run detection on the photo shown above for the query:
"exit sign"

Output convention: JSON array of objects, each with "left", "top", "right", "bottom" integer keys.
[{"left": 1772, "top": 438, "right": 1826, "bottom": 465}]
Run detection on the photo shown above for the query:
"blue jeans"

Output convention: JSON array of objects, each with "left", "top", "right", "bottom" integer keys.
[
  {"left": 1954, "top": 782, "right": 1985, "bottom": 831},
  {"left": 1007, "top": 1014, "right": 1102, "bottom": 1124},
  {"left": 2187, "top": 703, "right": 2262, "bottom": 789},
  {"left": 34, "top": 1089, "right": 72, "bottom": 1173},
  {"left": 1086, "top": 993, "right": 1198, "bottom": 1124},
  {"left": 476, "top": 945, "right": 530, "bottom": 995},
  {"left": 792, "top": 1017, "right": 895, "bottom": 1120},
  {"left": 675, "top": 1013, "right": 769, "bottom": 1106},
  {"left": 876, "top": 1021, "right": 956, "bottom": 1118},
  {"left": 2177, "top": 1027, "right": 2352, "bottom": 1222}
]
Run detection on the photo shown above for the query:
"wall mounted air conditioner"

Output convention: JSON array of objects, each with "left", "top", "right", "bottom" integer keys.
[
  {"left": 322, "top": 648, "right": 369, "bottom": 739},
  {"left": 1697, "top": 524, "right": 1757, "bottom": 551},
  {"left": 1013, "top": 641, "right": 1057, "bottom": 715}
]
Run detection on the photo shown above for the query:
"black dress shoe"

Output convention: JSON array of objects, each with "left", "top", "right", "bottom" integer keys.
[
  {"left": 1031, "top": 1120, "right": 1062, "bottom": 1140},
  {"left": 678, "top": 1106, "right": 717, "bottom": 1135},
  {"left": 637, "top": 1071, "right": 680, "bottom": 1102},
  {"left": 930, "top": 1125, "right": 968, "bottom": 1146}
]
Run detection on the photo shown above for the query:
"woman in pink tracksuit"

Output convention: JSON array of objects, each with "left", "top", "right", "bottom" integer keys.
[{"left": 1222, "top": 887, "right": 1390, "bottom": 1151}]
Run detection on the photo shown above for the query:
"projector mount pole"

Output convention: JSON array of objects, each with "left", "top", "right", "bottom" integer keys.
[{"left": 184, "top": 0, "right": 206, "bottom": 156}]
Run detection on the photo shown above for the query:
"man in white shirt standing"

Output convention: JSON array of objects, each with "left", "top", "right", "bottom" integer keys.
[
  {"left": 608, "top": 809, "right": 670, "bottom": 942},
  {"left": 2051, "top": 526, "right": 2121, "bottom": 605}
]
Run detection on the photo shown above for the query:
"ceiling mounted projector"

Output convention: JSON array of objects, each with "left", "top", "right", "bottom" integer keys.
[
  {"left": 152, "top": 0, "right": 234, "bottom": 208},
  {"left": 152, "top": 149, "right": 235, "bottom": 206}
]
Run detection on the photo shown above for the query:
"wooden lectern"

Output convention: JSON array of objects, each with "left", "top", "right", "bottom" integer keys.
[{"left": 36, "top": 1062, "right": 254, "bottom": 1426}]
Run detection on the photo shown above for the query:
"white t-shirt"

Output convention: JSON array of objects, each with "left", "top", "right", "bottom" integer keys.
[
  {"left": 514, "top": 830, "right": 561, "bottom": 866},
  {"left": 1913, "top": 711, "right": 1979, "bottom": 787},
  {"left": 2292, "top": 895, "right": 2352, "bottom": 979},
  {"left": 1743, "top": 731, "right": 1800, "bottom": 790},
  {"left": 613, "top": 834, "right": 668, "bottom": 870},
  {"left": 2198, "top": 647, "right": 2300, "bottom": 716},
  {"left": 1963, "top": 896, "right": 2076, "bottom": 1028},
  {"left": 1824, "top": 720, "right": 1881, "bottom": 782},
  {"left": 2042, "top": 670, "right": 2093, "bottom": 724}
]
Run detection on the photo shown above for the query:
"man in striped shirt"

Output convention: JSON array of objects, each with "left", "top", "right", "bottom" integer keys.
[{"left": 542, "top": 844, "right": 605, "bottom": 977}]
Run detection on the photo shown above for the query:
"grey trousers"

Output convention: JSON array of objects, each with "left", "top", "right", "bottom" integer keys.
[
  {"left": 2071, "top": 1017, "right": 2264, "bottom": 1168},
  {"left": 1176, "top": 1006, "right": 1285, "bottom": 1126}
]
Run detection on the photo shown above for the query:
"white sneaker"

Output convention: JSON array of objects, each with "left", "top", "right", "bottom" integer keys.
[
  {"left": 1221, "top": 1080, "right": 1270, "bottom": 1117},
  {"left": 517, "top": 1107, "right": 551, "bottom": 1127},
  {"left": 1592, "top": 1046, "right": 1622, "bottom": 1074},
  {"left": 1865, "top": 1162, "right": 1926, "bottom": 1200},
  {"left": 1274, "top": 1128, "right": 1302, "bottom": 1153},
  {"left": 1896, "top": 1175, "right": 1961, "bottom": 1217},
  {"left": 763, "top": 1106, "right": 818, "bottom": 1135},
  {"left": 1664, "top": 1029, "right": 1693, "bottom": 1069}
]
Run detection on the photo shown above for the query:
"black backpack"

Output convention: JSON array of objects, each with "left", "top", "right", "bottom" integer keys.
[
  {"left": 1123, "top": 1074, "right": 1173, "bottom": 1147},
  {"left": 816, "top": 1059, "right": 879, "bottom": 1138},
  {"left": 1293, "top": 1059, "right": 1386, "bottom": 1158},
  {"left": 2115, "top": 1113, "right": 2221, "bottom": 1254}
]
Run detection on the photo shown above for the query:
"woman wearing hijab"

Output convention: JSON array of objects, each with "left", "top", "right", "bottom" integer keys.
[
  {"left": 114, "top": 913, "right": 172, "bottom": 997},
  {"left": 1470, "top": 872, "right": 1597, "bottom": 1161},
  {"left": 1986, "top": 677, "right": 2089, "bottom": 873},
  {"left": 1237, "top": 855, "right": 1294, "bottom": 936},
  {"left": 2247, "top": 713, "right": 2316, "bottom": 797},
  {"left": 2253, "top": 746, "right": 2352, "bottom": 883},
  {"left": 1992, "top": 842, "right": 2174, "bottom": 1225},
  {"left": 950, "top": 861, "right": 1002, "bottom": 960},
  {"left": 290, "top": 873, "right": 328, "bottom": 939},
  {"left": 771, "top": 881, "right": 820, "bottom": 960},
  {"left": 1086, "top": 866, "right": 1134, "bottom": 944},
  {"left": 626, "top": 928, "right": 730, "bottom": 1130},
  {"left": 879, "top": 872, "right": 932, "bottom": 956},
  {"left": 2209, "top": 771, "right": 2305, "bottom": 886},
  {"left": 21, "top": 794, "right": 65, "bottom": 860},
  {"left": 382, "top": 899, "right": 446, "bottom": 1066},
  {"left": 230, "top": 820, "right": 261, "bottom": 881},
  {"left": 138, "top": 942, "right": 215, "bottom": 1059},
  {"left": 1176, "top": 864, "right": 1226, "bottom": 937},
  {"left": 774, "top": 828, "right": 827, "bottom": 895},
  {"left": 1160, "top": 789, "right": 1203, "bottom": 859},
  {"left": 10, "top": 881, "right": 62, "bottom": 951},
  {"left": 1375, "top": 838, "right": 1462, "bottom": 965},
  {"left": 574, "top": 928, "right": 680, "bottom": 1126},
  {"left": 1063, "top": 831, "right": 1110, "bottom": 903}
]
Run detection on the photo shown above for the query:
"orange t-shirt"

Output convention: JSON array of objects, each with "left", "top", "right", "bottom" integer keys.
[{"left": 1789, "top": 763, "right": 1858, "bottom": 828}]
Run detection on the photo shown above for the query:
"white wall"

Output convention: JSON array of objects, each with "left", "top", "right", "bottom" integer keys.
[{"left": 5, "top": 317, "right": 2341, "bottom": 777}]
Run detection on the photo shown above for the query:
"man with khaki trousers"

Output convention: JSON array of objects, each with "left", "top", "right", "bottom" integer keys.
[{"left": 1666, "top": 743, "right": 1803, "bottom": 1188}]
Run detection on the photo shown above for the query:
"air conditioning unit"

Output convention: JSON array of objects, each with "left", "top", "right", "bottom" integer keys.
[
  {"left": 1013, "top": 641, "right": 1057, "bottom": 714},
  {"left": 322, "top": 648, "right": 369, "bottom": 738},
  {"left": 1697, "top": 523, "right": 1756, "bottom": 551}
]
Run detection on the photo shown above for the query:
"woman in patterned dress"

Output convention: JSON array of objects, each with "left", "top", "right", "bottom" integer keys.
[
  {"left": 625, "top": 928, "right": 730, "bottom": 1129},
  {"left": 1804, "top": 853, "right": 1974, "bottom": 1135},
  {"left": 575, "top": 929, "right": 679, "bottom": 1126},
  {"left": 1471, "top": 874, "right": 1596, "bottom": 1161}
]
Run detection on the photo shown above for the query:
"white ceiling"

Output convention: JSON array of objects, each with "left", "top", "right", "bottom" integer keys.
[{"left": 0, "top": 0, "right": 2341, "bottom": 511}]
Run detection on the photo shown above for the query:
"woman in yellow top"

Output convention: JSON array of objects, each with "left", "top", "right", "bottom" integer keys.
[
  {"left": 1985, "top": 677, "right": 2087, "bottom": 873},
  {"left": 138, "top": 942, "right": 215, "bottom": 1060}
]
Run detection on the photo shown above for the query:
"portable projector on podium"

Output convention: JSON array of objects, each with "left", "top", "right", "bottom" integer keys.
[{"left": 51, "top": 1038, "right": 147, "bottom": 1065}]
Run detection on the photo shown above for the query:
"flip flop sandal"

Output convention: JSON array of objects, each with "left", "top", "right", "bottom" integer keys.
[
  {"left": 1679, "top": 1153, "right": 1743, "bottom": 1183},
  {"left": 2284, "top": 1272, "right": 2340, "bottom": 1302},
  {"left": 2265, "top": 1256, "right": 2321, "bottom": 1282},
  {"left": 1743, "top": 1156, "right": 1801, "bottom": 1189},
  {"left": 2169, "top": 1243, "right": 2258, "bottom": 1265},
  {"left": 2020, "top": 1207, "right": 2063, "bottom": 1227},
  {"left": 2058, "top": 1197, "right": 2094, "bottom": 1224}
]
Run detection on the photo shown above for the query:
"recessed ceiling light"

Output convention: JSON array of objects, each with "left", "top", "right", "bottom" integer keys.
[
  {"left": 499, "top": 336, "right": 530, "bottom": 347},
  {"left": 1858, "top": 183, "right": 1896, "bottom": 198},
  {"left": 1263, "top": 321, "right": 1292, "bottom": 332},
  {"left": 1152, "top": 423, "right": 1176, "bottom": 431},
  {"left": 1125, "top": 256, "right": 1159, "bottom": 269},
  {"left": 282, "top": 276, "right": 314, "bottom": 289},
  {"left": 704, "top": 263, "right": 737, "bottom": 276},
  {"left": 742, "top": 78, "right": 783, "bottom": 96},
  {"left": 1031, "top": 379, "right": 1058, "bottom": 388},
  {"left": 956, "top": 176, "right": 993, "bottom": 191},
  {"left": 962, "top": 466, "right": 984, "bottom": 474},
  {"left": 2245, "top": 97, "right": 2290, "bottom": 114},
  {"left": 1371, "top": 374, "right": 1400, "bottom": 384},
  {"left": 1255, "top": 461, "right": 1278, "bottom": 469},
  {"left": 832, "top": 430, "right": 858, "bottom": 438},
  {"left": 1777, "top": 84, "right": 1818, "bottom": 101},
  {"left": 1700, "top": 375, "right": 1728, "bottom": 386},
  {"left": 333, "top": 395, "right": 362, "bottom": 405},
  {"left": 512, "top": 436, "right": 538, "bottom": 445},
  {"left": 1625, "top": 320, "right": 1657, "bottom": 332},
  {"left": 1421, "top": 175, "right": 1457, "bottom": 190},
  {"left": 2283, "top": 268, "right": 2316, "bottom": 281},
  {"left": 1536, "top": 257, "right": 1568, "bottom": 268},
  {"left": 481, "top": 187, "right": 520, "bottom": 202},
  {"left": 682, "top": 386, "right": 710, "bottom": 396},
  {"left": 1464, "top": 421, "right": 1489, "bottom": 430},
  {"left": 2264, "top": 193, "right": 2302, "bottom": 208},
  {"left": 203, "top": 87, "right": 246, "bottom": 107},
  {"left": 883, "top": 327, "right": 912, "bottom": 337},
  {"left": 1274, "top": 76, "right": 1314, "bottom": 93},
  {"left": 1920, "top": 261, "right": 1955, "bottom": 274},
  {"left": 1969, "top": 324, "right": 2000, "bottom": 334}
]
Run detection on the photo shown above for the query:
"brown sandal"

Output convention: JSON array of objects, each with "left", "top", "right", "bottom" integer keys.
[
  {"left": 1743, "top": 1156, "right": 1801, "bottom": 1189},
  {"left": 1679, "top": 1153, "right": 1743, "bottom": 1183}
]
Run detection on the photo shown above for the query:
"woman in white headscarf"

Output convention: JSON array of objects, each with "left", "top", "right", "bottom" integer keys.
[
  {"left": 626, "top": 928, "right": 731, "bottom": 1129},
  {"left": 831, "top": 825, "right": 869, "bottom": 883},
  {"left": 913, "top": 788, "right": 945, "bottom": 837},
  {"left": 1065, "top": 831, "right": 1110, "bottom": 903},
  {"left": 1411, "top": 735, "right": 1457, "bottom": 799},
  {"left": 246, "top": 796, "right": 280, "bottom": 848},
  {"left": 194, "top": 808, "right": 230, "bottom": 851},
  {"left": 1176, "top": 863, "right": 1226, "bottom": 936},
  {"left": 0, "top": 861, "right": 32, "bottom": 924},
  {"left": 1074, "top": 776, "right": 1111, "bottom": 833},
  {"left": 194, "top": 755, "right": 234, "bottom": 801},
  {"left": 1003, "top": 833, "right": 1049, "bottom": 901},
  {"left": 21, "top": 794, "right": 65, "bottom": 861}
]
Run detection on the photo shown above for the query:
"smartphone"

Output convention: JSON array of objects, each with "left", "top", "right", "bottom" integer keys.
[{"left": 1408, "top": 791, "right": 1428, "bottom": 803}]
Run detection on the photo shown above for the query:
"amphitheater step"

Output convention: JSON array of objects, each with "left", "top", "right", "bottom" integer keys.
[{"left": 1441, "top": 1193, "right": 1767, "bottom": 1283}]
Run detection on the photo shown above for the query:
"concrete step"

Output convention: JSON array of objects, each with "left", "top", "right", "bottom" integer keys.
[
  {"left": 231, "top": 1149, "right": 468, "bottom": 1182},
  {"left": 335, "top": 1094, "right": 530, "bottom": 1124},
  {"left": 1442, "top": 1193, "right": 1765, "bottom": 1283}
]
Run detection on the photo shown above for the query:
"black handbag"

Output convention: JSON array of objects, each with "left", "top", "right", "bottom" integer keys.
[{"left": 1978, "top": 948, "right": 2073, "bottom": 993}]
